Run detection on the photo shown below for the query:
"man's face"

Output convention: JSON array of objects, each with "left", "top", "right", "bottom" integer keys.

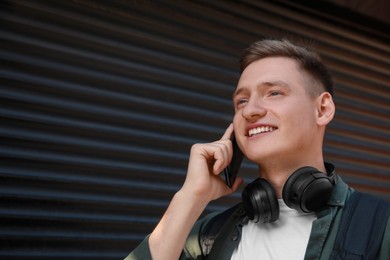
[{"left": 232, "top": 57, "right": 321, "bottom": 165}]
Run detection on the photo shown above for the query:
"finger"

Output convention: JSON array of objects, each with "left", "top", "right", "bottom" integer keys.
[
  {"left": 209, "top": 141, "right": 231, "bottom": 174},
  {"left": 220, "top": 123, "right": 234, "bottom": 140}
]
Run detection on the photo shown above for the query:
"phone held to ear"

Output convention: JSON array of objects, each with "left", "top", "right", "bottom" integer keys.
[{"left": 223, "top": 133, "right": 244, "bottom": 188}]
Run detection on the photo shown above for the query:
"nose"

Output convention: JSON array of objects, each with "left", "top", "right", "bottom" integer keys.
[{"left": 241, "top": 98, "right": 267, "bottom": 121}]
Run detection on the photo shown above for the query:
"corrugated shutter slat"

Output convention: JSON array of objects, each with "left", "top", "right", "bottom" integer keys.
[{"left": 1, "top": 0, "right": 388, "bottom": 258}]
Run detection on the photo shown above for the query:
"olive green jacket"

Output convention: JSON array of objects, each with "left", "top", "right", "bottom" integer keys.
[{"left": 126, "top": 177, "right": 390, "bottom": 259}]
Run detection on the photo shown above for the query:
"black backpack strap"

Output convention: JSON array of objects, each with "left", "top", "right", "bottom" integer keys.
[
  {"left": 200, "top": 203, "right": 244, "bottom": 257},
  {"left": 331, "top": 191, "right": 390, "bottom": 260}
]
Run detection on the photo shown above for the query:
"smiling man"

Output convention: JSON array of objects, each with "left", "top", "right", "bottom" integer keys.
[
  {"left": 232, "top": 53, "right": 334, "bottom": 199},
  {"left": 126, "top": 39, "right": 390, "bottom": 260}
]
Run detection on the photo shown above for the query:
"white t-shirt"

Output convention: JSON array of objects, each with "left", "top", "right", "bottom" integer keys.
[{"left": 231, "top": 199, "right": 316, "bottom": 260}]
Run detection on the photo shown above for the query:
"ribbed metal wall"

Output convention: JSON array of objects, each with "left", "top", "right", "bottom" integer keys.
[{"left": 0, "top": 0, "right": 388, "bottom": 259}]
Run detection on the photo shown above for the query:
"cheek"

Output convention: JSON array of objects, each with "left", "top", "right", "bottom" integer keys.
[
  {"left": 232, "top": 113, "right": 241, "bottom": 129},
  {"left": 281, "top": 102, "right": 317, "bottom": 132}
]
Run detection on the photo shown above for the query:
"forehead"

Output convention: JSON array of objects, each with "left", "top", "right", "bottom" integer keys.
[{"left": 237, "top": 57, "right": 305, "bottom": 90}]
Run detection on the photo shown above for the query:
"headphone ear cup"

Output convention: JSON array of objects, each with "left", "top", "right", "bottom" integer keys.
[
  {"left": 242, "top": 178, "right": 279, "bottom": 223},
  {"left": 282, "top": 167, "right": 334, "bottom": 213}
]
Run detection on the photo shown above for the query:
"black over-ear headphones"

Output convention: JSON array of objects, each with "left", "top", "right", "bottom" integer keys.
[{"left": 242, "top": 163, "right": 336, "bottom": 223}]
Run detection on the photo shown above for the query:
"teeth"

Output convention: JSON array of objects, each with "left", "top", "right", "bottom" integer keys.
[{"left": 249, "top": 126, "right": 276, "bottom": 137}]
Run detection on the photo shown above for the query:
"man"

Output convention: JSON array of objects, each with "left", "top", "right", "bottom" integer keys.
[{"left": 127, "top": 39, "right": 390, "bottom": 259}]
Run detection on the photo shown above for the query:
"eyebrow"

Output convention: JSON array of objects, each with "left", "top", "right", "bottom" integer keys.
[{"left": 233, "top": 80, "right": 290, "bottom": 99}]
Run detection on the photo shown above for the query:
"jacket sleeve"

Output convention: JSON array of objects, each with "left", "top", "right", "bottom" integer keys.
[
  {"left": 124, "top": 235, "right": 153, "bottom": 260},
  {"left": 124, "top": 212, "right": 220, "bottom": 260}
]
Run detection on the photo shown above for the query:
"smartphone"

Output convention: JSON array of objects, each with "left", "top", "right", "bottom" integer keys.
[{"left": 223, "top": 132, "right": 244, "bottom": 188}]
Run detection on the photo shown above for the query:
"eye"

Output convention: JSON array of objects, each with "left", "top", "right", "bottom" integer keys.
[
  {"left": 235, "top": 98, "right": 248, "bottom": 108},
  {"left": 239, "top": 98, "right": 248, "bottom": 104},
  {"left": 269, "top": 90, "right": 282, "bottom": 97}
]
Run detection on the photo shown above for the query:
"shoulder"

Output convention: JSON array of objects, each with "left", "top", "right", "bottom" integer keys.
[
  {"left": 332, "top": 190, "right": 390, "bottom": 259},
  {"left": 378, "top": 216, "right": 390, "bottom": 259}
]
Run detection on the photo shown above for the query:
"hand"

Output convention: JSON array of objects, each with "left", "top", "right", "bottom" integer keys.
[
  {"left": 148, "top": 124, "right": 243, "bottom": 260},
  {"left": 180, "top": 124, "right": 243, "bottom": 204}
]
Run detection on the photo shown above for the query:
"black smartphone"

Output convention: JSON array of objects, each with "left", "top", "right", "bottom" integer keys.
[{"left": 223, "top": 133, "right": 244, "bottom": 188}]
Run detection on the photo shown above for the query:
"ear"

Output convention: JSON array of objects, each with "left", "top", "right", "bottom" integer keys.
[{"left": 316, "top": 92, "right": 335, "bottom": 126}]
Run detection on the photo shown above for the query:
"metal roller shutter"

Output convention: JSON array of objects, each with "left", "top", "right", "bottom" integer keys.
[{"left": 0, "top": 0, "right": 388, "bottom": 259}]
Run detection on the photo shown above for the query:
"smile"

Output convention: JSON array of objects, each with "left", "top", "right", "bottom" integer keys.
[{"left": 248, "top": 126, "right": 277, "bottom": 137}]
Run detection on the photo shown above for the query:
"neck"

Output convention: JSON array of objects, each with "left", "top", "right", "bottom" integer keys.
[{"left": 257, "top": 157, "right": 326, "bottom": 198}]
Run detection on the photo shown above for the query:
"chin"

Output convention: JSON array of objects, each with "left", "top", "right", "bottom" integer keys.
[
  {"left": 245, "top": 152, "right": 271, "bottom": 165},
  {"left": 245, "top": 147, "right": 289, "bottom": 165}
]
